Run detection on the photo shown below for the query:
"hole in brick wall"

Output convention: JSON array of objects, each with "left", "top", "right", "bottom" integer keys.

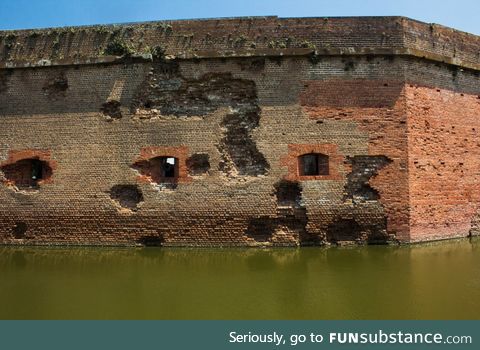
[
  {"left": 42, "top": 73, "right": 68, "bottom": 99},
  {"left": 109, "top": 184, "right": 144, "bottom": 211},
  {"left": 344, "top": 61, "right": 356, "bottom": 71},
  {"left": 12, "top": 222, "right": 27, "bottom": 239},
  {"left": 298, "top": 153, "right": 329, "bottom": 176},
  {"left": 101, "top": 100, "right": 122, "bottom": 119},
  {"left": 243, "top": 180, "right": 308, "bottom": 244},
  {"left": 1, "top": 158, "right": 52, "bottom": 190},
  {"left": 186, "top": 153, "right": 210, "bottom": 175},
  {"left": 132, "top": 156, "right": 178, "bottom": 188},
  {"left": 274, "top": 180, "right": 302, "bottom": 206},
  {"left": 326, "top": 219, "right": 362, "bottom": 243},
  {"left": 136, "top": 235, "right": 164, "bottom": 246}
]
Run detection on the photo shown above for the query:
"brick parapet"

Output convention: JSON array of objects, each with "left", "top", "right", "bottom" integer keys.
[{"left": 1, "top": 17, "right": 480, "bottom": 71}]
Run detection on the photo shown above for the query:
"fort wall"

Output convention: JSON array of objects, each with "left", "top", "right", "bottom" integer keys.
[{"left": 0, "top": 16, "right": 479, "bottom": 246}]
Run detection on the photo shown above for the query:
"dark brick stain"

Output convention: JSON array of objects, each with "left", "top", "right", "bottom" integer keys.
[
  {"left": 344, "top": 156, "right": 392, "bottom": 202},
  {"left": 133, "top": 61, "right": 269, "bottom": 176},
  {"left": 42, "top": 72, "right": 68, "bottom": 99},
  {"left": 218, "top": 107, "right": 269, "bottom": 176},
  {"left": 12, "top": 222, "right": 27, "bottom": 239},
  {"left": 186, "top": 153, "right": 210, "bottom": 175}
]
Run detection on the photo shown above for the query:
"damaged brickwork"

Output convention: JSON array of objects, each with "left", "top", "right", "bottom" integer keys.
[
  {"left": 132, "top": 61, "right": 269, "bottom": 177},
  {"left": 0, "top": 16, "right": 480, "bottom": 246},
  {"left": 0, "top": 150, "right": 56, "bottom": 191},
  {"left": 109, "top": 184, "right": 144, "bottom": 211},
  {"left": 344, "top": 156, "right": 392, "bottom": 202},
  {"left": 245, "top": 179, "right": 308, "bottom": 245}
]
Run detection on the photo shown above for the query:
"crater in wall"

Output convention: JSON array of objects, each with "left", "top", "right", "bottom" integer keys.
[
  {"left": 274, "top": 179, "right": 302, "bottom": 206},
  {"left": 0, "top": 70, "right": 12, "bottom": 94},
  {"left": 109, "top": 184, "right": 143, "bottom": 211},
  {"left": 245, "top": 179, "right": 307, "bottom": 244},
  {"left": 136, "top": 235, "right": 164, "bottom": 246},
  {"left": 1, "top": 158, "right": 53, "bottom": 191},
  {"left": 101, "top": 100, "right": 122, "bottom": 119}
]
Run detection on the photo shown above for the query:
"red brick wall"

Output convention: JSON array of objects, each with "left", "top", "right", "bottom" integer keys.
[
  {"left": 406, "top": 85, "right": 480, "bottom": 241},
  {"left": 1, "top": 22, "right": 480, "bottom": 246},
  {"left": 300, "top": 79, "right": 410, "bottom": 241}
]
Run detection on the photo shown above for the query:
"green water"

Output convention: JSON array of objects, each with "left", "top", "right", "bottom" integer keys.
[{"left": 1, "top": 238, "right": 480, "bottom": 319}]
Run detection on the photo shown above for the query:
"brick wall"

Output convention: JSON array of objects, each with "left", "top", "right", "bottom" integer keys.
[
  {"left": 406, "top": 85, "right": 480, "bottom": 241},
  {"left": 0, "top": 17, "right": 479, "bottom": 246}
]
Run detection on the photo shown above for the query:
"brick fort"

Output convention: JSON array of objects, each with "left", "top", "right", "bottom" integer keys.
[{"left": 1, "top": 16, "right": 479, "bottom": 246}]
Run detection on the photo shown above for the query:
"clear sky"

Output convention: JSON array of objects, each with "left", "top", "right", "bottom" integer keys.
[{"left": 1, "top": 0, "right": 479, "bottom": 35}]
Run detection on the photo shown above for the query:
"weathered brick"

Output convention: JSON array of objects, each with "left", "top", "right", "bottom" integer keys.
[{"left": 0, "top": 17, "right": 479, "bottom": 246}]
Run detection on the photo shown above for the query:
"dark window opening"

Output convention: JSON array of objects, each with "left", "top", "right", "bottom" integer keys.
[
  {"left": 162, "top": 157, "right": 176, "bottom": 178},
  {"left": 31, "top": 159, "right": 43, "bottom": 181},
  {"left": 299, "top": 153, "right": 329, "bottom": 176},
  {"left": 132, "top": 156, "right": 179, "bottom": 185}
]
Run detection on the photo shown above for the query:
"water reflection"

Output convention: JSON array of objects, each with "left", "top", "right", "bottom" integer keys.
[{"left": 0, "top": 238, "right": 479, "bottom": 319}]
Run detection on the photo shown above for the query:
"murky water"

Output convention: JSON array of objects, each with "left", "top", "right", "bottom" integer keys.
[{"left": 1, "top": 238, "right": 479, "bottom": 319}]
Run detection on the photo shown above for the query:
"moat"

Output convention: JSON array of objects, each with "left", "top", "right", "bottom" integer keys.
[{"left": 1, "top": 238, "right": 479, "bottom": 319}]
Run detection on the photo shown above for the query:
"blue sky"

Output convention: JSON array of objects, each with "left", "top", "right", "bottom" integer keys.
[{"left": 1, "top": 0, "right": 479, "bottom": 35}]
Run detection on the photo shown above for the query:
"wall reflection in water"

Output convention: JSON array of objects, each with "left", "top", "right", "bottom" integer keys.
[{"left": 0, "top": 238, "right": 479, "bottom": 319}]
